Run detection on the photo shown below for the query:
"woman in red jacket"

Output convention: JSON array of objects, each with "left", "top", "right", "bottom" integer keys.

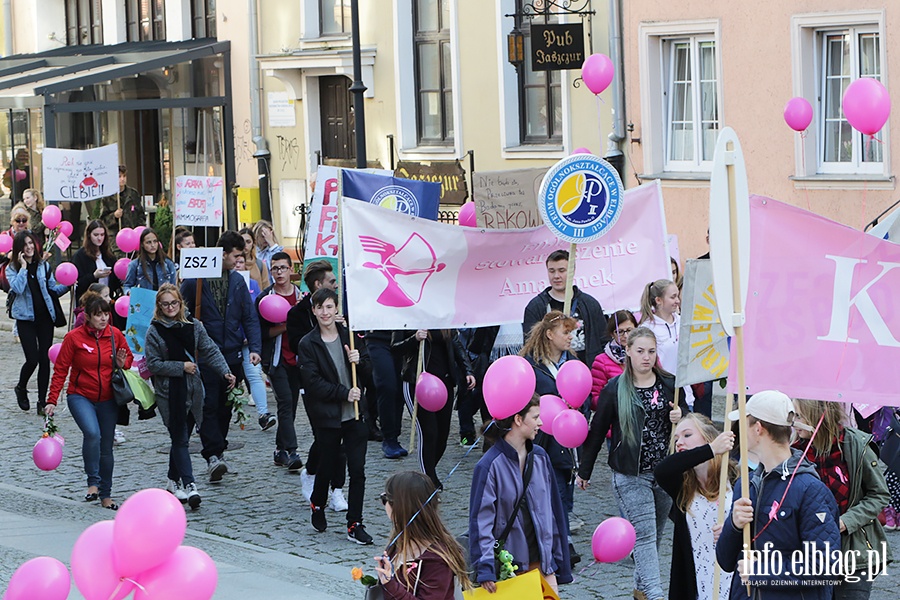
[
  {"left": 45, "top": 291, "right": 133, "bottom": 510},
  {"left": 590, "top": 309, "right": 637, "bottom": 409}
]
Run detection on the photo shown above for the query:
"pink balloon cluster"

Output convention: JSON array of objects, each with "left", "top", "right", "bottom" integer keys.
[
  {"left": 70, "top": 489, "right": 218, "bottom": 600},
  {"left": 591, "top": 517, "right": 636, "bottom": 563},
  {"left": 258, "top": 294, "right": 291, "bottom": 323},
  {"left": 116, "top": 228, "right": 140, "bottom": 254},
  {"left": 415, "top": 372, "right": 448, "bottom": 412},
  {"left": 843, "top": 77, "right": 891, "bottom": 136}
]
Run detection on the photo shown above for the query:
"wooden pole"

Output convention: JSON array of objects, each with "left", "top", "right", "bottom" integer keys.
[
  {"left": 563, "top": 241, "right": 577, "bottom": 315},
  {"left": 349, "top": 330, "right": 359, "bottom": 420},
  {"left": 409, "top": 339, "right": 425, "bottom": 450},
  {"left": 333, "top": 169, "right": 356, "bottom": 419},
  {"left": 712, "top": 403, "right": 733, "bottom": 597},
  {"left": 116, "top": 190, "right": 121, "bottom": 231}
]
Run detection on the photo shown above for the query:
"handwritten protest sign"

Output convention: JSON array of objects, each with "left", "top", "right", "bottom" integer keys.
[
  {"left": 174, "top": 176, "right": 224, "bottom": 226},
  {"left": 473, "top": 168, "right": 547, "bottom": 230},
  {"left": 42, "top": 144, "right": 119, "bottom": 202}
]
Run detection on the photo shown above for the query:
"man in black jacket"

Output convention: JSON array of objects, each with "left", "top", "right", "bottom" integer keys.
[{"left": 297, "top": 288, "right": 373, "bottom": 545}]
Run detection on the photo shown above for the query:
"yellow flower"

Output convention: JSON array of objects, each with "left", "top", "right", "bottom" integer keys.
[{"left": 351, "top": 567, "right": 363, "bottom": 581}]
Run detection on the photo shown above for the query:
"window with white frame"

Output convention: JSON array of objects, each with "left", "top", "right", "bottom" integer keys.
[
  {"left": 514, "top": 2, "right": 562, "bottom": 144},
  {"left": 320, "top": 0, "right": 351, "bottom": 36},
  {"left": 663, "top": 36, "right": 719, "bottom": 171},
  {"left": 414, "top": 0, "right": 453, "bottom": 145},
  {"left": 819, "top": 27, "right": 882, "bottom": 173}
]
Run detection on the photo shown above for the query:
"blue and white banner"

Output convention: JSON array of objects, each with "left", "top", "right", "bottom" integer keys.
[{"left": 342, "top": 170, "right": 441, "bottom": 221}]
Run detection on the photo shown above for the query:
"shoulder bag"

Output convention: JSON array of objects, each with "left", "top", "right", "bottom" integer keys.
[
  {"left": 363, "top": 557, "right": 422, "bottom": 600},
  {"left": 110, "top": 330, "right": 135, "bottom": 406},
  {"left": 493, "top": 451, "right": 535, "bottom": 578},
  {"left": 44, "top": 264, "right": 67, "bottom": 328}
]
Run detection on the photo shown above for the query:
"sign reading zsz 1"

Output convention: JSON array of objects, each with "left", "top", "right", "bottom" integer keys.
[
  {"left": 530, "top": 23, "right": 585, "bottom": 72},
  {"left": 179, "top": 248, "right": 223, "bottom": 279},
  {"left": 537, "top": 154, "right": 624, "bottom": 244}
]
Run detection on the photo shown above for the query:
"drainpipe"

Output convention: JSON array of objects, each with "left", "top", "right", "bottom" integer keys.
[
  {"left": 249, "top": 0, "right": 272, "bottom": 221},
  {"left": 3, "top": 0, "right": 12, "bottom": 56},
  {"left": 605, "top": 0, "right": 626, "bottom": 180}
]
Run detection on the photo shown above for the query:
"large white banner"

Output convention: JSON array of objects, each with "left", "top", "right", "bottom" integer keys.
[
  {"left": 174, "top": 176, "right": 224, "bottom": 227},
  {"left": 42, "top": 144, "right": 119, "bottom": 202}
]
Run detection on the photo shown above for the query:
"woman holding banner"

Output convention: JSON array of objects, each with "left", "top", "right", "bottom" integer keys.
[
  {"left": 576, "top": 327, "right": 688, "bottom": 600},
  {"left": 122, "top": 228, "right": 177, "bottom": 292}
]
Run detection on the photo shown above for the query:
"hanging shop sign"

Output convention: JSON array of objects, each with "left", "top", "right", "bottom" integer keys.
[
  {"left": 530, "top": 23, "right": 585, "bottom": 72},
  {"left": 395, "top": 160, "right": 468, "bottom": 206}
]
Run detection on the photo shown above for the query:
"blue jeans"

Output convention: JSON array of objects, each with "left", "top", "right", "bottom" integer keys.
[
  {"left": 242, "top": 346, "right": 268, "bottom": 416},
  {"left": 166, "top": 377, "right": 194, "bottom": 485},
  {"left": 368, "top": 338, "right": 404, "bottom": 442},
  {"left": 67, "top": 394, "right": 119, "bottom": 499}
]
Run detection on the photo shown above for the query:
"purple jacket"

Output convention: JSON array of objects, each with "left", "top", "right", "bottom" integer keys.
[{"left": 468, "top": 437, "right": 572, "bottom": 585}]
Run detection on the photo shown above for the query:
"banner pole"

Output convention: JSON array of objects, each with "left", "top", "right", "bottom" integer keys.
[
  {"left": 410, "top": 339, "right": 424, "bottom": 450},
  {"left": 712, "top": 405, "right": 733, "bottom": 597},
  {"left": 334, "top": 184, "right": 358, "bottom": 420},
  {"left": 563, "top": 241, "right": 577, "bottom": 315},
  {"left": 116, "top": 190, "right": 121, "bottom": 231}
]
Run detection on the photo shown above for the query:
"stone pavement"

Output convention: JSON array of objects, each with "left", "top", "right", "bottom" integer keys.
[{"left": 0, "top": 315, "right": 898, "bottom": 598}]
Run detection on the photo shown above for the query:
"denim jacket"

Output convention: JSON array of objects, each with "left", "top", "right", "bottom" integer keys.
[
  {"left": 8, "top": 261, "right": 68, "bottom": 322},
  {"left": 123, "top": 257, "right": 177, "bottom": 292}
]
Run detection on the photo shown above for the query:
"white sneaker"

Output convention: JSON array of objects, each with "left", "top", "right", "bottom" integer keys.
[
  {"left": 114, "top": 430, "right": 126, "bottom": 445},
  {"left": 185, "top": 482, "right": 201, "bottom": 510},
  {"left": 166, "top": 479, "right": 188, "bottom": 503},
  {"left": 329, "top": 488, "right": 348, "bottom": 512},
  {"left": 300, "top": 468, "right": 314, "bottom": 503}
]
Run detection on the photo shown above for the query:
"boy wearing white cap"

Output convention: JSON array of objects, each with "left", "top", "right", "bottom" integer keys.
[{"left": 716, "top": 390, "right": 841, "bottom": 600}]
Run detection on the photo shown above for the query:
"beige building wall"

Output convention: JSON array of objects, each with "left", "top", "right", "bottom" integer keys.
[{"left": 623, "top": 1, "right": 899, "bottom": 261}]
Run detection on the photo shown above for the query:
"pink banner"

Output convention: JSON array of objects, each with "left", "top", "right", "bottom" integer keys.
[
  {"left": 342, "top": 181, "right": 671, "bottom": 330},
  {"left": 729, "top": 196, "right": 900, "bottom": 406}
]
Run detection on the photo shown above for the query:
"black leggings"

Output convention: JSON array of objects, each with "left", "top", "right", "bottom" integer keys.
[
  {"left": 403, "top": 379, "right": 454, "bottom": 489},
  {"left": 17, "top": 318, "right": 55, "bottom": 403}
]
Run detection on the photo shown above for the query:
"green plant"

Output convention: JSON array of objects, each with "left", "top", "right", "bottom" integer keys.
[{"left": 154, "top": 203, "right": 173, "bottom": 252}]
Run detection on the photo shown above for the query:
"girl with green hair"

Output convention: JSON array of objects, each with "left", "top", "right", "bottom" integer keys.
[{"left": 575, "top": 327, "right": 689, "bottom": 600}]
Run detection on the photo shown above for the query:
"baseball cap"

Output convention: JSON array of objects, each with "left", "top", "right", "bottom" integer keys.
[{"left": 727, "top": 390, "right": 799, "bottom": 427}]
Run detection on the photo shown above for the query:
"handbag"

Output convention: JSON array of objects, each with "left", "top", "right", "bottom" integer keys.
[
  {"left": 110, "top": 331, "right": 135, "bottom": 406},
  {"left": 493, "top": 451, "right": 535, "bottom": 578},
  {"left": 362, "top": 557, "right": 421, "bottom": 600},
  {"left": 43, "top": 265, "right": 66, "bottom": 328}
]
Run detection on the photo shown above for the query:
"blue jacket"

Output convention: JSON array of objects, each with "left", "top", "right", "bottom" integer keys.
[
  {"left": 469, "top": 437, "right": 572, "bottom": 585},
  {"left": 123, "top": 257, "right": 177, "bottom": 292},
  {"left": 716, "top": 449, "right": 841, "bottom": 599},
  {"left": 8, "top": 261, "right": 68, "bottom": 322},
  {"left": 180, "top": 271, "right": 262, "bottom": 365}
]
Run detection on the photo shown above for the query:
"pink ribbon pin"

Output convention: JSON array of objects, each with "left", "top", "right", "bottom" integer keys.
[
  {"left": 650, "top": 390, "right": 660, "bottom": 408},
  {"left": 768, "top": 500, "right": 780, "bottom": 521},
  {"left": 835, "top": 466, "right": 848, "bottom": 484}
]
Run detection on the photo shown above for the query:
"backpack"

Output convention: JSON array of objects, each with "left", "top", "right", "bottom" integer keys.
[{"left": 0, "top": 260, "right": 9, "bottom": 293}]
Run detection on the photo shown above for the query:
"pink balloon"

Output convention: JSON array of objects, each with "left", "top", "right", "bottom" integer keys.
[
  {"left": 57, "top": 221, "right": 74, "bottom": 237},
  {"left": 483, "top": 355, "right": 536, "bottom": 419},
  {"left": 71, "top": 521, "right": 135, "bottom": 600},
  {"left": 41, "top": 205, "right": 62, "bottom": 230},
  {"left": 592, "top": 517, "right": 636, "bottom": 563},
  {"left": 54, "top": 262, "right": 78, "bottom": 286},
  {"left": 843, "top": 77, "right": 891, "bottom": 136},
  {"left": 415, "top": 372, "right": 448, "bottom": 412},
  {"left": 4, "top": 556, "right": 70, "bottom": 600},
  {"left": 0, "top": 231, "right": 12, "bottom": 253},
  {"left": 556, "top": 360, "right": 591, "bottom": 408},
  {"left": 114, "top": 295, "right": 130, "bottom": 318},
  {"left": 552, "top": 409, "right": 588, "bottom": 448},
  {"left": 134, "top": 546, "right": 218, "bottom": 600},
  {"left": 14, "top": 169, "right": 26, "bottom": 182},
  {"left": 112, "top": 488, "right": 188, "bottom": 577},
  {"left": 116, "top": 228, "right": 137, "bottom": 254},
  {"left": 258, "top": 294, "right": 291, "bottom": 323},
  {"left": 33, "top": 436, "right": 63, "bottom": 471},
  {"left": 134, "top": 225, "right": 146, "bottom": 238},
  {"left": 571, "top": 147, "right": 592, "bottom": 155},
  {"left": 581, "top": 53, "right": 614, "bottom": 95},
  {"left": 48, "top": 342, "right": 62, "bottom": 364},
  {"left": 783, "top": 97, "right": 813, "bottom": 132},
  {"left": 114, "top": 258, "right": 130, "bottom": 281},
  {"left": 458, "top": 202, "right": 477, "bottom": 227},
  {"left": 539, "top": 394, "right": 567, "bottom": 436}
]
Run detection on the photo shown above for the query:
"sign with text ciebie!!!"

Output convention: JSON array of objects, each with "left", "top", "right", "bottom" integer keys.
[
  {"left": 530, "top": 23, "right": 585, "bottom": 71},
  {"left": 174, "top": 176, "right": 224, "bottom": 227},
  {"left": 537, "top": 154, "right": 624, "bottom": 244},
  {"left": 42, "top": 144, "right": 119, "bottom": 202},
  {"left": 179, "top": 247, "right": 223, "bottom": 279}
]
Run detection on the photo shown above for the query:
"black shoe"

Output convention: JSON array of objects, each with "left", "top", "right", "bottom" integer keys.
[
  {"left": 347, "top": 522, "right": 373, "bottom": 545},
  {"left": 274, "top": 450, "right": 289, "bottom": 467},
  {"left": 569, "top": 543, "right": 582, "bottom": 567},
  {"left": 368, "top": 424, "right": 384, "bottom": 442},
  {"left": 14, "top": 386, "right": 29, "bottom": 411},
  {"left": 259, "top": 413, "right": 276, "bottom": 431},
  {"left": 311, "top": 504, "right": 327, "bottom": 532},
  {"left": 286, "top": 452, "right": 303, "bottom": 472},
  {"left": 36, "top": 400, "right": 46, "bottom": 416}
]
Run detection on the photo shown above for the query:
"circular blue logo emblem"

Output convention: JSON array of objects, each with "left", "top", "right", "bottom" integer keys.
[
  {"left": 537, "top": 155, "right": 624, "bottom": 243},
  {"left": 370, "top": 185, "right": 420, "bottom": 215}
]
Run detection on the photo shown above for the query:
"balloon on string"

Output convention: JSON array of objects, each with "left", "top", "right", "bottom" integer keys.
[
  {"left": 57, "top": 221, "right": 74, "bottom": 238},
  {"left": 48, "top": 342, "right": 62, "bottom": 363},
  {"left": 258, "top": 294, "right": 291, "bottom": 323},
  {"left": 54, "top": 262, "right": 78, "bottom": 286},
  {"left": 552, "top": 409, "right": 588, "bottom": 448},
  {"left": 116, "top": 228, "right": 138, "bottom": 254},
  {"left": 71, "top": 521, "right": 135, "bottom": 600},
  {"left": 539, "top": 394, "right": 567, "bottom": 435},
  {"left": 0, "top": 231, "right": 12, "bottom": 253},
  {"left": 4, "top": 556, "right": 71, "bottom": 600},
  {"left": 112, "top": 488, "right": 188, "bottom": 577},
  {"left": 41, "top": 205, "right": 62, "bottom": 230},
  {"left": 581, "top": 53, "right": 614, "bottom": 95},
  {"left": 556, "top": 360, "right": 591, "bottom": 408},
  {"left": 133, "top": 546, "right": 218, "bottom": 600},
  {"left": 842, "top": 77, "right": 891, "bottom": 136},
  {"left": 483, "top": 355, "right": 536, "bottom": 419},
  {"left": 783, "top": 97, "right": 813, "bottom": 132},
  {"left": 591, "top": 517, "right": 636, "bottom": 563},
  {"left": 415, "top": 372, "right": 448, "bottom": 412},
  {"left": 114, "top": 295, "right": 130, "bottom": 318},
  {"left": 571, "top": 147, "right": 592, "bottom": 155},
  {"left": 458, "top": 202, "right": 477, "bottom": 227},
  {"left": 114, "top": 258, "right": 131, "bottom": 280},
  {"left": 134, "top": 226, "right": 146, "bottom": 238},
  {"left": 33, "top": 436, "right": 63, "bottom": 471}
]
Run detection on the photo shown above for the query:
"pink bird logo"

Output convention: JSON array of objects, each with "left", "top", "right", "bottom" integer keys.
[{"left": 360, "top": 234, "right": 446, "bottom": 307}]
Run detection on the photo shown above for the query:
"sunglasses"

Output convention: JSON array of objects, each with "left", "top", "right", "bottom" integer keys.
[
  {"left": 14, "top": 218, "right": 28, "bottom": 223},
  {"left": 379, "top": 492, "right": 391, "bottom": 506}
]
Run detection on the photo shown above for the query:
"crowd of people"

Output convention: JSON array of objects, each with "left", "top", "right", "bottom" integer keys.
[{"left": 2, "top": 181, "right": 897, "bottom": 600}]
